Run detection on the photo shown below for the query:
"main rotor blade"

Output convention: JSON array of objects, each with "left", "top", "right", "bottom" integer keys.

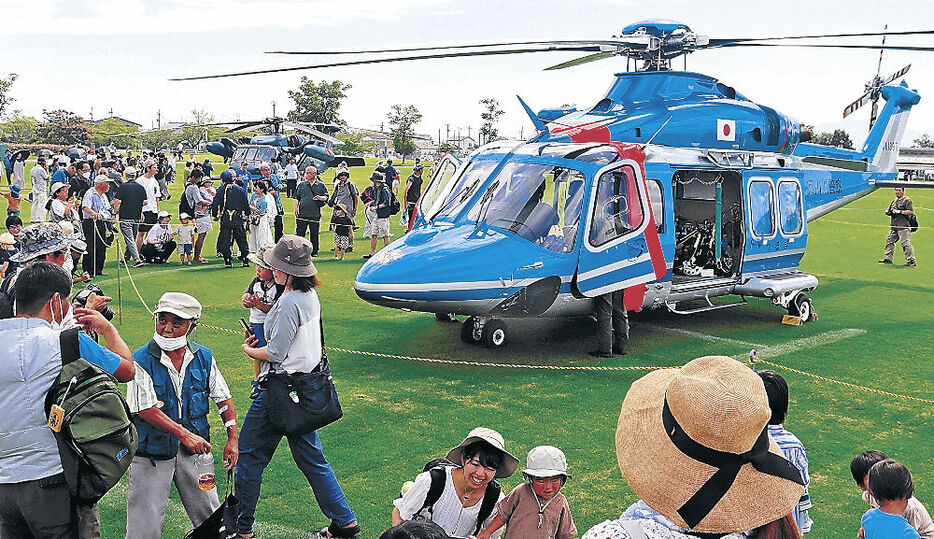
[
  {"left": 170, "top": 45, "right": 604, "bottom": 81},
  {"left": 883, "top": 63, "right": 912, "bottom": 84},
  {"left": 843, "top": 92, "right": 872, "bottom": 118},
  {"left": 266, "top": 39, "right": 643, "bottom": 55},
  {"left": 716, "top": 43, "right": 934, "bottom": 52},
  {"left": 708, "top": 29, "right": 934, "bottom": 47},
  {"left": 544, "top": 51, "right": 615, "bottom": 70},
  {"left": 225, "top": 122, "right": 264, "bottom": 132},
  {"left": 283, "top": 121, "right": 341, "bottom": 145}
]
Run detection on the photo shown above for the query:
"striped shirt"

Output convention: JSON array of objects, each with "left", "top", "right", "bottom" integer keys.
[{"left": 769, "top": 424, "right": 812, "bottom": 534}]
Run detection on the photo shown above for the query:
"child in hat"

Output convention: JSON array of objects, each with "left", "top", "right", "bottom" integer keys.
[
  {"left": 330, "top": 203, "right": 355, "bottom": 260},
  {"left": 476, "top": 446, "right": 577, "bottom": 539},
  {"left": 3, "top": 184, "right": 29, "bottom": 217},
  {"left": 860, "top": 459, "right": 922, "bottom": 539},
  {"left": 0, "top": 232, "right": 18, "bottom": 278},
  {"left": 241, "top": 243, "right": 284, "bottom": 397},
  {"left": 177, "top": 213, "right": 195, "bottom": 265}
]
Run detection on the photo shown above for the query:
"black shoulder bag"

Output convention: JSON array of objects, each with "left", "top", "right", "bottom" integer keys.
[{"left": 263, "top": 318, "right": 343, "bottom": 436}]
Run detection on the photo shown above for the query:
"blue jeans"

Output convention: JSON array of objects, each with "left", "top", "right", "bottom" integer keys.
[
  {"left": 250, "top": 323, "right": 267, "bottom": 347},
  {"left": 236, "top": 390, "right": 355, "bottom": 534}
]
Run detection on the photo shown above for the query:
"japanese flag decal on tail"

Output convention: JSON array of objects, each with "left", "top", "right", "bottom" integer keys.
[{"left": 717, "top": 119, "right": 736, "bottom": 141}]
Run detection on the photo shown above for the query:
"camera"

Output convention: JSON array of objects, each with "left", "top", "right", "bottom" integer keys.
[{"left": 74, "top": 283, "right": 115, "bottom": 321}]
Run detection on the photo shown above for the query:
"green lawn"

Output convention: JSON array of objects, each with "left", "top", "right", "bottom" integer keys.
[{"left": 6, "top": 157, "right": 933, "bottom": 538}]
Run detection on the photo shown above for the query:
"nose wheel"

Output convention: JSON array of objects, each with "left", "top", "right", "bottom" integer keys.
[{"left": 460, "top": 317, "right": 508, "bottom": 348}]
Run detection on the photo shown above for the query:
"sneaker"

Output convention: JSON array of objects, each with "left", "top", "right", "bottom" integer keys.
[
  {"left": 132, "top": 260, "right": 146, "bottom": 268},
  {"left": 613, "top": 347, "right": 628, "bottom": 356},
  {"left": 362, "top": 254, "right": 373, "bottom": 259},
  {"left": 906, "top": 260, "right": 918, "bottom": 267},
  {"left": 242, "top": 260, "right": 250, "bottom": 267},
  {"left": 225, "top": 261, "right": 233, "bottom": 268},
  {"left": 187, "top": 261, "right": 192, "bottom": 266},
  {"left": 878, "top": 259, "right": 893, "bottom": 264}
]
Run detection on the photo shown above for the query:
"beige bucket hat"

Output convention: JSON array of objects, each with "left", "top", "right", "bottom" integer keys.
[
  {"left": 616, "top": 356, "right": 805, "bottom": 533},
  {"left": 445, "top": 427, "right": 519, "bottom": 479}
]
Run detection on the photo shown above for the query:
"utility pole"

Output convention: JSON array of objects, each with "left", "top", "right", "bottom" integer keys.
[
  {"left": 271, "top": 100, "right": 276, "bottom": 117},
  {"left": 89, "top": 107, "right": 94, "bottom": 121},
  {"left": 156, "top": 109, "right": 162, "bottom": 129},
  {"left": 445, "top": 124, "right": 450, "bottom": 143},
  {"left": 520, "top": 126, "right": 524, "bottom": 140},
  {"left": 109, "top": 107, "right": 113, "bottom": 116}
]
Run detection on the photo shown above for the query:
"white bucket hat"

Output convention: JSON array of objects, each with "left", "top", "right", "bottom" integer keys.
[
  {"left": 523, "top": 445, "right": 572, "bottom": 480},
  {"left": 445, "top": 427, "right": 519, "bottom": 479}
]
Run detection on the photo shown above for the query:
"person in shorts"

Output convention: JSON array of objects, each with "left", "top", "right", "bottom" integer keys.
[
  {"left": 363, "top": 173, "right": 392, "bottom": 259},
  {"left": 176, "top": 213, "right": 195, "bottom": 265}
]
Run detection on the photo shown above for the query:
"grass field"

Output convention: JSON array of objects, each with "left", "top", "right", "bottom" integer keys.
[{"left": 8, "top": 156, "right": 934, "bottom": 538}]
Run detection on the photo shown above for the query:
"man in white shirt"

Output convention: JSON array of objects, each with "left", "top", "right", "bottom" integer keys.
[{"left": 136, "top": 160, "right": 161, "bottom": 252}]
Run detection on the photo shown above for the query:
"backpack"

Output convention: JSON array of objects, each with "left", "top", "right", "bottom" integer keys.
[
  {"left": 908, "top": 213, "right": 919, "bottom": 233},
  {"left": 44, "top": 328, "right": 137, "bottom": 504},
  {"left": 389, "top": 190, "right": 401, "bottom": 216},
  {"left": 414, "top": 459, "right": 500, "bottom": 536},
  {"left": 179, "top": 185, "right": 196, "bottom": 217}
]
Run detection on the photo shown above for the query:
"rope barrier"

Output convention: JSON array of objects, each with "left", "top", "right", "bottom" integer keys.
[
  {"left": 751, "top": 355, "right": 934, "bottom": 405},
  {"left": 819, "top": 218, "right": 921, "bottom": 230}
]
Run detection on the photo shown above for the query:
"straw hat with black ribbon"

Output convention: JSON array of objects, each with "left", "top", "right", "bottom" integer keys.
[{"left": 616, "top": 356, "right": 805, "bottom": 533}]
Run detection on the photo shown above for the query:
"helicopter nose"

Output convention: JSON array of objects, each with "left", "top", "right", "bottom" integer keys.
[{"left": 353, "top": 224, "right": 553, "bottom": 316}]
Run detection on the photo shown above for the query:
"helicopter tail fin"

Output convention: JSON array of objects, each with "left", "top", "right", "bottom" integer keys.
[{"left": 861, "top": 81, "right": 920, "bottom": 174}]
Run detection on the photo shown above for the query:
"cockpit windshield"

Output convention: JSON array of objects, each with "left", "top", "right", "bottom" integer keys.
[
  {"left": 430, "top": 161, "right": 498, "bottom": 221},
  {"left": 466, "top": 161, "right": 585, "bottom": 253}
]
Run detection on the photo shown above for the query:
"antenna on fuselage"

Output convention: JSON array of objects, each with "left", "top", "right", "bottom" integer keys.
[{"left": 641, "top": 115, "right": 673, "bottom": 150}]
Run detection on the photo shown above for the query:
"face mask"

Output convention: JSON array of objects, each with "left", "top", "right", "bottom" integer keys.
[
  {"left": 153, "top": 332, "right": 188, "bottom": 351},
  {"left": 49, "top": 293, "right": 73, "bottom": 331},
  {"left": 63, "top": 256, "right": 74, "bottom": 275},
  {"left": 82, "top": 172, "right": 91, "bottom": 179}
]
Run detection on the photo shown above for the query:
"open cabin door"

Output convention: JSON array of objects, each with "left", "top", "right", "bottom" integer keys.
[
  {"left": 575, "top": 157, "right": 665, "bottom": 297},
  {"left": 411, "top": 153, "right": 461, "bottom": 228}
]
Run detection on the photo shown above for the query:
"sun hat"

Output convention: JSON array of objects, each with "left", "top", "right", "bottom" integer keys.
[
  {"left": 10, "top": 222, "right": 72, "bottom": 263},
  {"left": 93, "top": 175, "right": 112, "bottom": 184},
  {"left": 158, "top": 210, "right": 171, "bottom": 220},
  {"left": 179, "top": 213, "right": 190, "bottom": 220},
  {"left": 248, "top": 243, "right": 275, "bottom": 269},
  {"left": 50, "top": 182, "right": 68, "bottom": 196},
  {"left": 336, "top": 170, "right": 350, "bottom": 178},
  {"left": 0, "top": 232, "right": 14, "bottom": 246},
  {"left": 9, "top": 185, "right": 20, "bottom": 195},
  {"left": 445, "top": 427, "right": 519, "bottom": 479},
  {"left": 70, "top": 237, "right": 87, "bottom": 255},
  {"left": 153, "top": 292, "right": 201, "bottom": 320},
  {"left": 262, "top": 235, "right": 318, "bottom": 277},
  {"left": 616, "top": 356, "right": 805, "bottom": 533},
  {"left": 369, "top": 172, "right": 384, "bottom": 183},
  {"left": 523, "top": 446, "right": 571, "bottom": 480}
]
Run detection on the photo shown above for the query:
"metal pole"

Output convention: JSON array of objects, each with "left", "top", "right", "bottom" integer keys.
[{"left": 114, "top": 223, "right": 123, "bottom": 324}]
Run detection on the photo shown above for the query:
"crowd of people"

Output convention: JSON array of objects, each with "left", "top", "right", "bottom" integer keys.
[{"left": 0, "top": 218, "right": 929, "bottom": 539}]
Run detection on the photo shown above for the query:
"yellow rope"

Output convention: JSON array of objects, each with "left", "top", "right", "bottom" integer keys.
[
  {"left": 819, "top": 219, "right": 920, "bottom": 230},
  {"left": 752, "top": 356, "right": 934, "bottom": 405}
]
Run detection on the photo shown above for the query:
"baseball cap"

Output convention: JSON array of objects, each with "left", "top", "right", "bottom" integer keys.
[{"left": 153, "top": 292, "right": 202, "bottom": 320}]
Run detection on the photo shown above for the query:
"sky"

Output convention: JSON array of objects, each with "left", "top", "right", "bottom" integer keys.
[{"left": 2, "top": 0, "right": 933, "bottom": 148}]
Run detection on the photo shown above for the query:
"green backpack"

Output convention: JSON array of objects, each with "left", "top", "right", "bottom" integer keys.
[{"left": 44, "top": 328, "right": 138, "bottom": 504}]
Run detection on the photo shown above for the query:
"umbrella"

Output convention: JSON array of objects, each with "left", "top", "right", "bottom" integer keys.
[{"left": 12, "top": 149, "right": 30, "bottom": 161}]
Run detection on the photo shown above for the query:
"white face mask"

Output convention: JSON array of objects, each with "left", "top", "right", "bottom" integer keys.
[
  {"left": 153, "top": 332, "right": 188, "bottom": 351},
  {"left": 82, "top": 172, "right": 91, "bottom": 179},
  {"left": 49, "top": 293, "right": 73, "bottom": 331}
]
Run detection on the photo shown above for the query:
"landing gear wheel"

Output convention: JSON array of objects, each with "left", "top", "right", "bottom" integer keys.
[
  {"left": 791, "top": 293, "right": 815, "bottom": 322},
  {"left": 435, "top": 312, "right": 455, "bottom": 323},
  {"left": 461, "top": 317, "right": 480, "bottom": 343},
  {"left": 481, "top": 320, "right": 507, "bottom": 348}
]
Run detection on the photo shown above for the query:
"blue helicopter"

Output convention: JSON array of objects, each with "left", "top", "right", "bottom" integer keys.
[
  {"left": 177, "top": 21, "right": 932, "bottom": 348},
  {"left": 202, "top": 117, "right": 365, "bottom": 180}
]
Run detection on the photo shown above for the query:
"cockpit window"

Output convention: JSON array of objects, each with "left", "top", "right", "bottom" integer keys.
[
  {"left": 431, "top": 161, "right": 498, "bottom": 221},
  {"left": 466, "top": 162, "right": 584, "bottom": 253},
  {"left": 589, "top": 165, "right": 644, "bottom": 247}
]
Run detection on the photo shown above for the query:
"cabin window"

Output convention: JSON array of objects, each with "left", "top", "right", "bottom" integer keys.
[
  {"left": 748, "top": 179, "right": 775, "bottom": 238},
  {"left": 646, "top": 179, "right": 664, "bottom": 233},
  {"left": 465, "top": 163, "right": 584, "bottom": 253},
  {"left": 589, "top": 165, "right": 644, "bottom": 247},
  {"left": 244, "top": 148, "right": 258, "bottom": 161},
  {"left": 432, "top": 160, "right": 497, "bottom": 221},
  {"left": 778, "top": 180, "right": 803, "bottom": 235},
  {"left": 421, "top": 157, "right": 459, "bottom": 219}
]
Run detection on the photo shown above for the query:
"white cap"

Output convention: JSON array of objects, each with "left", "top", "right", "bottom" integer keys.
[{"left": 523, "top": 446, "right": 571, "bottom": 479}]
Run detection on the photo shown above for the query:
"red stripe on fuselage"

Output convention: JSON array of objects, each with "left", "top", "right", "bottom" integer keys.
[{"left": 551, "top": 120, "right": 612, "bottom": 143}]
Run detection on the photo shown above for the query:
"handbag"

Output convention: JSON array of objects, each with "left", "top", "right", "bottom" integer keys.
[
  {"left": 263, "top": 319, "right": 342, "bottom": 436},
  {"left": 184, "top": 470, "right": 240, "bottom": 539},
  {"left": 908, "top": 213, "right": 919, "bottom": 233}
]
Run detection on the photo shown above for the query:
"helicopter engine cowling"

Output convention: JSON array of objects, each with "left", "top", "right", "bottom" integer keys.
[{"left": 303, "top": 144, "right": 335, "bottom": 162}]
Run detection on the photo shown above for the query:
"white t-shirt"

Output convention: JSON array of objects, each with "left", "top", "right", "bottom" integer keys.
[
  {"left": 146, "top": 223, "right": 173, "bottom": 244},
  {"left": 285, "top": 163, "right": 298, "bottom": 180},
  {"left": 393, "top": 466, "right": 503, "bottom": 539},
  {"left": 137, "top": 174, "right": 160, "bottom": 213}
]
